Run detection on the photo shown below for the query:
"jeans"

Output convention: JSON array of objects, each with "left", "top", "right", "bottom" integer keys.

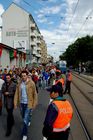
[
  {"left": 64, "top": 81, "right": 71, "bottom": 94},
  {"left": 6, "top": 108, "right": 14, "bottom": 133},
  {"left": 20, "top": 103, "right": 32, "bottom": 136}
]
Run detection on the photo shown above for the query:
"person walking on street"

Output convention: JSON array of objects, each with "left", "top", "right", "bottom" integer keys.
[
  {"left": 14, "top": 70, "right": 38, "bottom": 140},
  {"left": 31, "top": 70, "right": 39, "bottom": 93},
  {"left": 0, "top": 78, "right": 4, "bottom": 115},
  {"left": 2, "top": 73, "right": 16, "bottom": 137},
  {"left": 42, "top": 84, "right": 73, "bottom": 140},
  {"left": 64, "top": 70, "right": 72, "bottom": 94}
]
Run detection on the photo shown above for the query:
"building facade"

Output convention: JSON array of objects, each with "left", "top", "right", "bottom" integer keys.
[
  {"left": 40, "top": 37, "right": 48, "bottom": 64},
  {"left": 1, "top": 3, "right": 42, "bottom": 65},
  {"left": 47, "top": 54, "right": 53, "bottom": 64},
  {"left": 0, "top": 43, "right": 26, "bottom": 68}
]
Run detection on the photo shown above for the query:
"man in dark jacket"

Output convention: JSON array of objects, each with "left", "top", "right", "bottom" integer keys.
[
  {"left": 42, "top": 85, "right": 73, "bottom": 140},
  {"left": 2, "top": 73, "right": 16, "bottom": 137}
]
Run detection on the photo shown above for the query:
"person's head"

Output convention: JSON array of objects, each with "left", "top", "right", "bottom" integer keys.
[
  {"left": 0, "top": 69, "right": 2, "bottom": 73},
  {"left": 56, "top": 69, "right": 61, "bottom": 77},
  {"left": 6, "top": 73, "right": 12, "bottom": 83},
  {"left": 28, "top": 73, "right": 32, "bottom": 80},
  {"left": 49, "top": 85, "right": 63, "bottom": 99},
  {"left": 32, "top": 70, "right": 35, "bottom": 75},
  {"left": 4, "top": 68, "right": 7, "bottom": 74},
  {"left": 21, "top": 70, "right": 28, "bottom": 82},
  {"left": 9, "top": 69, "right": 12, "bottom": 75},
  {"left": 67, "top": 69, "right": 70, "bottom": 73}
]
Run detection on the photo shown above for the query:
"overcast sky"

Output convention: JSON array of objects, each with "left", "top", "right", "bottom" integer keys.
[{"left": 0, "top": 0, "right": 93, "bottom": 60}]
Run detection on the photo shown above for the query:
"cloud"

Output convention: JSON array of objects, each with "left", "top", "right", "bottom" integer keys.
[
  {"left": 37, "top": 18, "right": 47, "bottom": 23},
  {"left": 40, "top": 29, "right": 68, "bottom": 61},
  {"left": 48, "top": 0, "right": 58, "bottom": 3},
  {"left": 36, "top": 3, "right": 65, "bottom": 15},
  {"left": 39, "top": 0, "right": 93, "bottom": 61},
  {"left": 48, "top": 21, "right": 54, "bottom": 25},
  {"left": 0, "top": 4, "right": 4, "bottom": 43},
  {"left": 36, "top": 3, "right": 65, "bottom": 24},
  {"left": 13, "top": 0, "right": 21, "bottom": 4}
]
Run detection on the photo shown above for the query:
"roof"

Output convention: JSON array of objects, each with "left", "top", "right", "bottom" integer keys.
[{"left": 0, "top": 43, "right": 26, "bottom": 54}]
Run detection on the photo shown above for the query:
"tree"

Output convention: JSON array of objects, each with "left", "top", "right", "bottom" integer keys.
[{"left": 59, "top": 35, "right": 93, "bottom": 67}]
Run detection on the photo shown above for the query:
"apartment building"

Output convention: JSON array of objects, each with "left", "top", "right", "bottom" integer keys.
[
  {"left": 40, "top": 37, "right": 48, "bottom": 64},
  {"left": 1, "top": 3, "right": 42, "bottom": 65},
  {"left": 47, "top": 54, "right": 53, "bottom": 63}
]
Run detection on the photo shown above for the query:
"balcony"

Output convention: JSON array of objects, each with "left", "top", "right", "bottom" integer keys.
[
  {"left": 32, "top": 58, "right": 37, "bottom": 63},
  {"left": 30, "top": 41, "right": 36, "bottom": 46},
  {"left": 37, "top": 47, "right": 41, "bottom": 51},
  {"left": 30, "top": 32, "right": 36, "bottom": 38},
  {"left": 36, "top": 53, "right": 41, "bottom": 58},
  {"left": 37, "top": 33, "right": 41, "bottom": 38},
  {"left": 30, "top": 23, "right": 36, "bottom": 29},
  {"left": 37, "top": 40, "right": 41, "bottom": 45},
  {"left": 32, "top": 50, "right": 37, "bottom": 55}
]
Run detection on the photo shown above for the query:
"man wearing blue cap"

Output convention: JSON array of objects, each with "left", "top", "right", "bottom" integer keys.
[{"left": 42, "top": 84, "right": 73, "bottom": 140}]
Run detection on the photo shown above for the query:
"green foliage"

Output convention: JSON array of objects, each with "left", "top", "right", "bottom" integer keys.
[{"left": 59, "top": 35, "right": 93, "bottom": 67}]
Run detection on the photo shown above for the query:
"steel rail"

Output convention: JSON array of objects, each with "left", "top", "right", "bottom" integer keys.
[
  {"left": 72, "top": 73, "right": 93, "bottom": 87},
  {"left": 72, "top": 81, "right": 93, "bottom": 105},
  {"left": 70, "top": 94, "right": 92, "bottom": 140}
]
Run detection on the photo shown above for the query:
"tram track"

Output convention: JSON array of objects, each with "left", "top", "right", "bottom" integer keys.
[
  {"left": 72, "top": 72, "right": 93, "bottom": 87},
  {"left": 69, "top": 73, "right": 93, "bottom": 140},
  {"left": 72, "top": 80, "right": 93, "bottom": 105},
  {"left": 69, "top": 94, "right": 92, "bottom": 140}
]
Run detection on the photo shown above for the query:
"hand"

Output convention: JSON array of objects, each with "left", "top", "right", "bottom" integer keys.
[
  {"left": 14, "top": 105, "right": 17, "bottom": 109},
  {"left": 32, "top": 104, "right": 36, "bottom": 109},
  {"left": 5, "top": 92, "right": 9, "bottom": 95}
]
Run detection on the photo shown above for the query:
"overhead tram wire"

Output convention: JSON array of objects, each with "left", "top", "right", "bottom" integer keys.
[
  {"left": 22, "top": 0, "right": 37, "bottom": 11},
  {"left": 67, "top": 0, "right": 80, "bottom": 34},
  {"left": 73, "top": 9, "right": 93, "bottom": 42},
  {"left": 22, "top": 0, "right": 32, "bottom": 7},
  {"left": 64, "top": 0, "right": 80, "bottom": 46}
]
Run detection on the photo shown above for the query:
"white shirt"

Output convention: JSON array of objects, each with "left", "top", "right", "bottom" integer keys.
[{"left": 0, "top": 79, "right": 4, "bottom": 90}]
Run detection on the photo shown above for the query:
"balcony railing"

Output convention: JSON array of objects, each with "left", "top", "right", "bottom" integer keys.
[
  {"left": 32, "top": 50, "right": 37, "bottom": 55},
  {"left": 37, "top": 40, "right": 41, "bottom": 45},
  {"left": 37, "top": 33, "right": 41, "bottom": 38},
  {"left": 30, "top": 32, "right": 36, "bottom": 37},
  {"left": 30, "top": 41, "right": 36, "bottom": 46},
  {"left": 36, "top": 53, "right": 41, "bottom": 58},
  {"left": 37, "top": 47, "right": 41, "bottom": 51},
  {"left": 30, "top": 23, "right": 36, "bottom": 29}
]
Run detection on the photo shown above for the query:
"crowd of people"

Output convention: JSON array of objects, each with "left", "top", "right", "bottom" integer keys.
[{"left": 0, "top": 65, "right": 73, "bottom": 140}]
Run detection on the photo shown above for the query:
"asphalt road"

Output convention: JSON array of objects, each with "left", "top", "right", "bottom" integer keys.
[
  {"left": 0, "top": 88, "right": 49, "bottom": 140},
  {"left": 0, "top": 85, "right": 89, "bottom": 140}
]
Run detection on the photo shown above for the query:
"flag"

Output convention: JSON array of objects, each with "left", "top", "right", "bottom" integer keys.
[
  {"left": 9, "top": 50, "right": 14, "bottom": 59},
  {"left": 0, "top": 48, "right": 2, "bottom": 57},
  {"left": 14, "top": 50, "right": 17, "bottom": 58}
]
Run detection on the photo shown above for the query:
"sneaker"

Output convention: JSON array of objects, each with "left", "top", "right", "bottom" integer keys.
[
  {"left": 28, "top": 122, "right": 31, "bottom": 126},
  {"left": 22, "top": 136, "right": 27, "bottom": 140}
]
